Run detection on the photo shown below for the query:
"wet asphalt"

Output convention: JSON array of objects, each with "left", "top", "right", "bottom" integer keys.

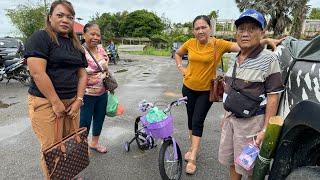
[{"left": 0, "top": 53, "right": 229, "bottom": 180}]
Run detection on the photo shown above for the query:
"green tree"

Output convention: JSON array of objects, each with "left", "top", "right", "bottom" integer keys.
[
  {"left": 290, "top": 0, "right": 310, "bottom": 38},
  {"left": 208, "top": 10, "right": 219, "bottom": 19},
  {"left": 92, "top": 11, "right": 128, "bottom": 43},
  {"left": 234, "top": 0, "right": 310, "bottom": 38},
  {"left": 6, "top": 4, "right": 46, "bottom": 40},
  {"left": 123, "top": 10, "right": 164, "bottom": 38},
  {"left": 309, "top": 8, "right": 320, "bottom": 19}
]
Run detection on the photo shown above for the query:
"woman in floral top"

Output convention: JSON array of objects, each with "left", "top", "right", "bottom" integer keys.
[{"left": 80, "top": 23, "right": 109, "bottom": 153}]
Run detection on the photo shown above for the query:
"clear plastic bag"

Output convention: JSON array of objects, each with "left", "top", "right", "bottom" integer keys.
[{"left": 235, "top": 142, "right": 260, "bottom": 171}]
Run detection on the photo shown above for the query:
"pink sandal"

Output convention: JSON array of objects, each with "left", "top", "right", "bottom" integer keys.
[{"left": 90, "top": 144, "right": 108, "bottom": 154}]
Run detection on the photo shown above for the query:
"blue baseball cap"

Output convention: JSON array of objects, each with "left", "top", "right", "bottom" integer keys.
[{"left": 235, "top": 9, "right": 266, "bottom": 29}]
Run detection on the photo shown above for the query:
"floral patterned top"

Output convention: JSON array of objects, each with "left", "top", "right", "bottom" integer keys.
[{"left": 84, "top": 45, "right": 108, "bottom": 96}]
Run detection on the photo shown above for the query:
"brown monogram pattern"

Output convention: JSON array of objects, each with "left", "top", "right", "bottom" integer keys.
[{"left": 43, "top": 128, "right": 89, "bottom": 180}]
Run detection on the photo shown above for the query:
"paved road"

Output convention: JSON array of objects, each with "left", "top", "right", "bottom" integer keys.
[{"left": 0, "top": 54, "right": 229, "bottom": 180}]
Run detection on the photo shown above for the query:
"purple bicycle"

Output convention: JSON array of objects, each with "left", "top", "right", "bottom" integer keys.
[{"left": 124, "top": 97, "right": 187, "bottom": 180}]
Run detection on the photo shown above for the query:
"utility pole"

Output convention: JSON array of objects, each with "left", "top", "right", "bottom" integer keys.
[{"left": 44, "top": 0, "right": 48, "bottom": 14}]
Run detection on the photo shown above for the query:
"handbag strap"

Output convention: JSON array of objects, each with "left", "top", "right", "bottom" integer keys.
[
  {"left": 229, "top": 61, "right": 262, "bottom": 102},
  {"left": 83, "top": 45, "right": 104, "bottom": 73},
  {"left": 230, "top": 61, "right": 237, "bottom": 88},
  {"left": 55, "top": 98, "right": 79, "bottom": 141},
  {"left": 213, "top": 39, "right": 225, "bottom": 77},
  {"left": 220, "top": 58, "right": 224, "bottom": 72},
  {"left": 55, "top": 114, "right": 78, "bottom": 141}
]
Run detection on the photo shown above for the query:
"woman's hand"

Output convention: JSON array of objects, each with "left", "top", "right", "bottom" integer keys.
[
  {"left": 52, "top": 100, "right": 66, "bottom": 118},
  {"left": 178, "top": 67, "right": 186, "bottom": 76},
  {"left": 261, "top": 37, "right": 286, "bottom": 51},
  {"left": 66, "top": 99, "right": 82, "bottom": 119}
]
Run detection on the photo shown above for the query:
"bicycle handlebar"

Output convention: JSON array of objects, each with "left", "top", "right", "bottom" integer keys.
[
  {"left": 164, "top": 96, "right": 188, "bottom": 113},
  {"left": 138, "top": 96, "right": 188, "bottom": 113}
]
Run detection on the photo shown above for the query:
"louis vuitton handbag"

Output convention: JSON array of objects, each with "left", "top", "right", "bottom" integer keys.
[
  {"left": 103, "top": 71, "right": 118, "bottom": 91},
  {"left": 84, "top": 45, "right": 118, "bottom": 91},
  {"left": 42, "top": 118, "right": 89, "bottom": 179}
]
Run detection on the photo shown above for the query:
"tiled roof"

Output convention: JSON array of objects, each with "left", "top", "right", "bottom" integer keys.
[{"left": 74, "top": 21, "right": 84, "bottom": 34}]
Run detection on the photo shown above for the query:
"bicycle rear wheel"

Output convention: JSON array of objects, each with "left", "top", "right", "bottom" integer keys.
[
  {"left": 158, "top": 139, "right": 182, "bottom": 180},
  {"left": 134, "top": 116, "right": 151, "bottom": 150}
]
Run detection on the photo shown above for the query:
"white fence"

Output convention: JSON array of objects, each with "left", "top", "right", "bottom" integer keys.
[{"left": 117, "top": 45, "right": 146, "bottom": 52}]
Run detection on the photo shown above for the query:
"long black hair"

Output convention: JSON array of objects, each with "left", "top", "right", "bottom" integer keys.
[{"left": 192, "top": 15, "right": 211, "bottom": 28}]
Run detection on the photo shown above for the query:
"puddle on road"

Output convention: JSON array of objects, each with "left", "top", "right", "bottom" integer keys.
[
  {"left": 0, "top": 118, "right": 30, "bottom": 141},
  {"left": 125, "top": 83, "right": 165, "bottom": 87},
  {"left": 115, "top": 69, "right": 128, "bottom": 73},
  {"left": 98, "top": 127, "right": 130, "bottom": 143},
  {"left": 0, "top": 101, "right": 10, "bottom": 108},
  {"left": 123, "top": 59, "right": 133, "bottom": 63},
  {"left": 0, "top": 100, "right": 19, "bottom": 109}
]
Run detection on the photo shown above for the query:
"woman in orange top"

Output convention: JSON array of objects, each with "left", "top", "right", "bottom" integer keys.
[{"left": 175, "top": 15, "right": 282, "bottom": 174}]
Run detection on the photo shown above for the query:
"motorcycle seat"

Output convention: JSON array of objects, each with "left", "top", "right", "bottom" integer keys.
[{"left": 4, "top": 59, "right": 20, "bottom": 67}]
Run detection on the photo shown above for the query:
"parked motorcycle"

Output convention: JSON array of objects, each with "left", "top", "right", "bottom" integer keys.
[
  {"left": 0, "top": 58, "right": 31, "bottom": 86},
  {"left": 106, "top": 45, "right": 119, "bottom": 65}
]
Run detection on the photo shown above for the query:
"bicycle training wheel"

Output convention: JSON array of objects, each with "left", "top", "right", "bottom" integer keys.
[
  {"left": 158, "top": 139, "right": 182, "bottom": 180},
  {"left": 134, "top": 116, "right": 150, "bottom": 150}
]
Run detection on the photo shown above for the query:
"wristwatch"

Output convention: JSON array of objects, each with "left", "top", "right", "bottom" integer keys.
[{"left": 177, "top": 64, "right": 183, "bottom": 68}]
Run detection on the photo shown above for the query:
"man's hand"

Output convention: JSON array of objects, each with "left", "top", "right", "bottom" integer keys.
[{"left": 255, "top": 130, "right": 266, "bottom": 147}]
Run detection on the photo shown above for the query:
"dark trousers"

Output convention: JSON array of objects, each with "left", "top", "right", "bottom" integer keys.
[
  {"left": 80, "top": 93, "right": 108, "bottom": 136},
  {"left": 182, "top": 85, "right": 213, "bottom": 137}
]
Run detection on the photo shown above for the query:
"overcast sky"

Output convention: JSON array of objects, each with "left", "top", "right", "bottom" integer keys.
[{"left": 1, "top": 0, "right": 319, "bottom": 37}]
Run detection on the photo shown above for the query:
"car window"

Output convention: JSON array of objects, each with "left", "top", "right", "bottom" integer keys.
[{"left": 0, "top": 39, "right": 18, "bottom": 48}]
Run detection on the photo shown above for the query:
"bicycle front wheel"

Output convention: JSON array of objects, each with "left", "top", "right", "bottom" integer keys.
[{"left": 158, "top": 139, "right": 182, "bottom": 180}]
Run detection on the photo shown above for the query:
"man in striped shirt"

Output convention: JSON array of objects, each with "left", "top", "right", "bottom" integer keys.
[{"left": 218, "top": 9, "right": 284, "bottom": 179}]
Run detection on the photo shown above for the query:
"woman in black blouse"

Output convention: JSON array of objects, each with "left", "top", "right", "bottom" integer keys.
[{"left": 24, "top": 0, "right": 87, "bottom": 178}]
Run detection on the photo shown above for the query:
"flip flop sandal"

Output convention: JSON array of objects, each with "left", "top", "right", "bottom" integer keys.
[
  {"left": 90, "top": 145, "right": 108, "bottom": 154},
  {"left": 185, "top": 159, "right": 197, "bottom": 175}
]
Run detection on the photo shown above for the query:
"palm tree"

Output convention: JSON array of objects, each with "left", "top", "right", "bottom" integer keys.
[
  {"left": 290, "top": 0, "right": 310, "bottom": 38},
  {"left": 235, "top": 0, "right": 309, "bottom": 38}
]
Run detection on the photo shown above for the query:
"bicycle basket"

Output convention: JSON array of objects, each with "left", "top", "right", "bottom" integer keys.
[{"left": 140, "top": 115, "right": 173, "bottom": 139}]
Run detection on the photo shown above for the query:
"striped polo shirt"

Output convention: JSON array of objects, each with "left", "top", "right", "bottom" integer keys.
[{"left": 223, "top": 45, "right": 284, "bottom": 109}]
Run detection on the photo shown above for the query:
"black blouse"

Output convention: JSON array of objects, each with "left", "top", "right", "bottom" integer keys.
[{"left": 24, "top": 30, "right": 88, "bottom": 99}]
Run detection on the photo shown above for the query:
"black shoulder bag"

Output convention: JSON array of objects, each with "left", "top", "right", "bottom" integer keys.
[
  {"left": 223, "top": 62, "right": 263, "bottom": 118},
  {"left": 83, "top": 46, "right": 118, "bottom": 92}
]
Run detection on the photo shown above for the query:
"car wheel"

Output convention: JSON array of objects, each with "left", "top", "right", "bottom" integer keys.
[{"left": 286, "top": 166, "right": 320, "bottom": 180}]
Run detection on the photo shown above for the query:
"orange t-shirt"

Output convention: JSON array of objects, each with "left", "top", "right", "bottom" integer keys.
[{"left": 181, "top": 38, "right": 234, "bottom": 91}]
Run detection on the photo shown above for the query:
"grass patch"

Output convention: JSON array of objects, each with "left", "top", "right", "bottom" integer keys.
[{"left": 127, "top": 47, "right": 171, "bottom": 56}]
